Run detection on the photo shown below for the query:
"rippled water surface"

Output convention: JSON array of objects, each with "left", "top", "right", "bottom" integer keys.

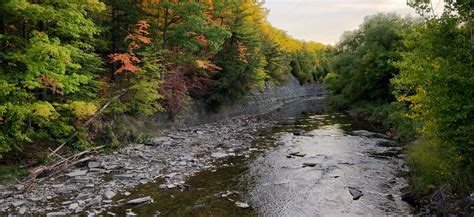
[{"left": 109, "top": 104, "right": 411, "bottom": 216}]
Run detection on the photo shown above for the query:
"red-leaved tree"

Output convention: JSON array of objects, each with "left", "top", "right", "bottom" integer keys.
[{"left": 108, "top": 20, "right": 152, "bottom": 74}]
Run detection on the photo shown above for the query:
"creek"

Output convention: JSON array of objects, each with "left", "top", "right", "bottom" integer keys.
[{"left": 108, "top": 102, "right": 412, "bottom": 216}]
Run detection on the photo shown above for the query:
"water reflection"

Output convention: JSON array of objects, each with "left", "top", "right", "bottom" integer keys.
[{"left": 107, "top": 100, "right": 411, "bottom": 216}]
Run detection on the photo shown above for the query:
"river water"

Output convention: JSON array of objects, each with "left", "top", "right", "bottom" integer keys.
[{"left": 108, "top": 102, "right": 412, "bottom": 216}]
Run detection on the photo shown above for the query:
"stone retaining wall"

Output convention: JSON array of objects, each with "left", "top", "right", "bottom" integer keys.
[{"left": 124, "top": 75, "right": 326, "bottom": 132}]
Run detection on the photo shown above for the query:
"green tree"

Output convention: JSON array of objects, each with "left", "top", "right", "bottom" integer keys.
[
  {"left": 206, "top": 1, "right": 268, "bottom": 108},
  {"left": 393, "top": 9, "right": 474, "bottom": 193},
  {"left": 327, "top": 13, "right": 414, "bottom": 105},
  {"left": 0, "top": 0, "right": 105, "bottom": 156}
]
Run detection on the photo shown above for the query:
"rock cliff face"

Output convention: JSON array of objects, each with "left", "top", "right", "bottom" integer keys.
[{"left": 125, "top": 75, "right": 326, "bottom": 132}]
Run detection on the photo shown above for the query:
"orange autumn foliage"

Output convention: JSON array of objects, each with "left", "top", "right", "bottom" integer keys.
[{"left": 109, "top": 21, "right": 152, "bottom": 74}]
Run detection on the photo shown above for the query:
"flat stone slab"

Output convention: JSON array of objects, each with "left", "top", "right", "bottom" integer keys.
[
  {"left": 113, "top": 174, "right": 135, "bottom": 180},
  {"left": 11, "top": 200, "right": 26, "bottom": 207},
  {"left": 127, "top": 196, "right": 152, "bottom": 204},
  {"left": 235, "top": 201, "right": 250, "bottom": 208},
  {"left": 46, "top": 212, "right": 66, "bottom": 217},
  {"left": 103, "top": 189, "right": 116, "bottom": 200},
  {"left": 211, "top": 152, "right": 228, "bottom": 158},
  {"left": 88, "top": 161, "right": 101, "bottom": 169},
  {"left": 302, "top": 162, "right": 317, "bottom": 167},
  {"left": 348, "top": 187, "right": 363, "bottom": 200},
  {"left": 65, "top": 170, "right": 88, "bottom": 177}
]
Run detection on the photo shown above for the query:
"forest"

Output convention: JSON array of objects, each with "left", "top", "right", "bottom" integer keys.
[
  {"left": 0, "top": 0, "right": 330, "bottom": 160},
  {"left": 0, "top": 0, "right": 473, "bottom": 214},
  {"left": 325, "top": 0, "right": 473, "bottom": 209}
]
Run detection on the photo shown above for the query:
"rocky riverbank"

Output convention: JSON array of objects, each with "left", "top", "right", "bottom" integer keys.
[{"left": 0, "top": 115, "right": 276, "bottom": 215}]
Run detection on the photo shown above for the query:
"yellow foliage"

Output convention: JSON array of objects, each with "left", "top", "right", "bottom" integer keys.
[
  {"left": 69, "top": 101, "right": 97, "bottom": 120},
  {"left": 32, "top": 102, "right": 57, "bottom": 119}
]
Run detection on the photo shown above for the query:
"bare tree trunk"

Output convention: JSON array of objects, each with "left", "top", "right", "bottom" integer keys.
[
  {"left": 162, "top": 7, "right": 169, "bottom": 49},
  {"left": 470, "top": 3, "right": 474, "bottom": 47}
]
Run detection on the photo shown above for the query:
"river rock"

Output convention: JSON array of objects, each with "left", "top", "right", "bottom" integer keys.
[
  {"left": 11, "top": 200, "right": 26, "bottom": 207},
  {"left": 165, "top": 172, "right": 177, "bottom": 178},
  {"left": 18, "top": 206, "right": 27, "bottom": 215},
  {"left": 65, "top": 170, "right": 88, "bottom": 177},
  {"left": 61, "top": 201, "right": 73, "bottom": 205},
  {"left": 15, "top": 184, "right": 25, "bottom": 191},
  {"left": 289, "top": 152, "right": 306, "bottom": 157},
  {"left": 88, "top": 161, "right": 101, "bottom": 169},
  {"left": 46, "top": 212, "right": 66, "bottom": 217},
  {"left": 113, "top": 174, "right": 135, "bottom": 180},
  {"left": 0, "top": 191, "right": 12, "bottom": 199},
  {"left": 302, "top": 162, "right": 317, "bottom": 167},
  {"left": 180, "top": 154, "right": 194, "bottom": 162},
  {"left": 76, "top": 193, "right": 93, "bottom": 200},
  {"left": 126, "top": 209, "right": 137, "bottom": 217},
  {"left": 211, "top": 152, "right": 228, "bottom": 158},
  {"left": 348, "top": 187, "right": 363, "bottom": 200},
  {"left": 68, "top": 202, "right": 79, "bottom": 210},
  {"left": 235, "top": 201, "right": 250, "bottom": 209},
  {"left": 401, "top": 191, "right": 415, "bottom": 205},
  {"left": 127, "top": 196, "right": 152, "bottom": 204},
  {"left": 147, "top": 136, "right": 171, "bottom": 146},
  {"left": 103, "top": 189, "right": 116, "bottom": 200},
  {"left": 352, "top": 130, "right": 388, "bottom": 139},
  {"left": 293, "top": 129, "right": 304, "bottom": 136}
]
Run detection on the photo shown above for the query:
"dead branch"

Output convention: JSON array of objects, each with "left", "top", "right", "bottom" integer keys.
[
  {"left": 48, "top": 89, "right": 127, "bottom": 159},
  {"left": 23, "top": 145, "right": 104, "bottom": 189}
]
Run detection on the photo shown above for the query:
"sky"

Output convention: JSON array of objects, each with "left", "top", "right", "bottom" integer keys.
[{"left": 263, "top": 0, "right": 434, "bottom": 44}]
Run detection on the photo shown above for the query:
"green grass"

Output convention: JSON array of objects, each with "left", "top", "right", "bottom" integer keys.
[
  {"left": 0, "top": 164, "right": 28, "bottom": 183},
  {"left": 406, "top": 138, "right": 473, "bottom": 198},
  {"left": 406, "top": 139, "right": 449, "bottom": 195}
]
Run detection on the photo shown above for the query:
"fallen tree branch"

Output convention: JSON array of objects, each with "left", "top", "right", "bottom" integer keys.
[
  {"left": 23, "top": 145, "right": 104, "bottom": 189},
  {"left": 48, "top": 89, "right": 127, "bottom": 159}
]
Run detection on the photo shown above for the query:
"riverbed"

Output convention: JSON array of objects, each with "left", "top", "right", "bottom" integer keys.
[
  {"left": 0, "top": 97, "right": 412, "bottom": 216},
  {"left": 107, "top": 112, "right": 412, "bottom": 216}
]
